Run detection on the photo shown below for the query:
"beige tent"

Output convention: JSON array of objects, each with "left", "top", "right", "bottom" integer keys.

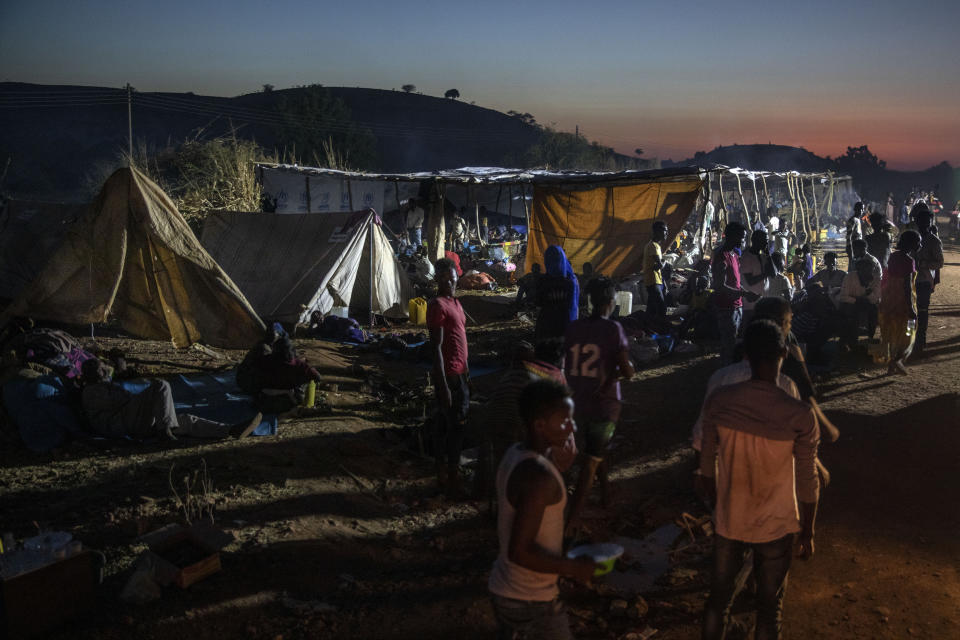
[
  {"left": 0, "top": 168, "right": 265, "bottom": 348},
  {"left": 201, "top": 209, "right": 412, "bottom": 324}
]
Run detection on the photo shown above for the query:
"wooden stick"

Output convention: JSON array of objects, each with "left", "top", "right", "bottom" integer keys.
[{"left": 339, "top": 464, "right": 383, "bottom": 501}]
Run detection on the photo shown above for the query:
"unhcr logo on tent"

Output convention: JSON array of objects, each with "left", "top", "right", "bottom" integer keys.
[
  {"left": 317, "top": 192, "right": 331, "bottom": 211},
  {"left": 340, "top": 191, "right": 351, "bottom": 210},
  {"left": 363, "top": 192, "right": 375, "bottom": 207}
]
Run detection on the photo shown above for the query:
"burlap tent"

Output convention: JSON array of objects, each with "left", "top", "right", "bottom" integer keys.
[
  {"left": 0, "top": 168, "right": 265, "bottom": 348},
  {"left": 526, "top": 175, "right": 704, "bottom": 277},
  {"left": 0, "top": 199, "right": 85, "bottom": 300},
  {"left": 201, "top": 209, "right": 412, "bottom": 324}
]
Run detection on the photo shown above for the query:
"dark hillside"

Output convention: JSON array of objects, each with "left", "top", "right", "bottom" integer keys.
[
  {"left": 0, "top": 83, "right": 542, "bottom": 201},
  {"left": 665, "top": 143, "right": 835, "bottom": 173},
  {"left": 667, "top": 143, "right": 956, "bottom": 206}
]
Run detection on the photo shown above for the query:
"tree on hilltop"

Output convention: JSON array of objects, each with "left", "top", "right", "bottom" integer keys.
[
  {"left": 444, "top": 88, "right": 460, "bottom": 100},
  {"left": 402, "top": 84, "right": 416, "bottom": 93}
]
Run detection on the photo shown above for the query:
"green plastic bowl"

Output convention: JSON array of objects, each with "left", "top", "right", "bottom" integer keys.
[{"left": 567, "top": 543, "right": 624, "bottom": 577}]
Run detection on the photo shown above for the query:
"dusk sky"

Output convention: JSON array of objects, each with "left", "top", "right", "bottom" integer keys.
[{"left": 2, "top": 0, "right": 958, "bottom": 169}]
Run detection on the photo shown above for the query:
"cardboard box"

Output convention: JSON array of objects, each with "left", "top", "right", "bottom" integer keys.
[
  {"left": 141, "top": 523, "right": 232, "bottom": 589},
  {"left": 0, "top": 551, "right": 97, "bottom": 638}
]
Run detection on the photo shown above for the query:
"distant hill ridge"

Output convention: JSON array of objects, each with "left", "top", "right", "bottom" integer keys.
[
  {"left": 0, "top": 82, "right": 546, "bottom": 200},
  {"left": 1, "top": 83, "right": 954, "bottom": 206}
]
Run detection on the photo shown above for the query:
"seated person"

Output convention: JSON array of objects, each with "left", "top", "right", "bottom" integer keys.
[
  {"left": 515, "top": 263, "right": 541, "bottom": 306},
  {"left": 834, "top": 258, "right": 880, "bottom": 348},
  {"left": 851, "top": 238, "right": 882, "bottom": 285},
  {"left": 766, "top": 252, "right": 794, "bottom": 301},
  {"left": 808, "top": 251, "right": 846, "bottom": 297},
  {"left": 789, "top": 283, "right": 837, "bottom": 365},
  {"left": 253, "top": 337, "right": 322, "bottom": 413},
  {"left": 80, "top": 359, "right": 260, "bottom": 440},
  {"left": 236, "top": 323, "right": 287, "bottom": 394}
]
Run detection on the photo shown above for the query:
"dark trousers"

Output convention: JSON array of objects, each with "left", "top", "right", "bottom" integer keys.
[
  {"left": 646, "top": 284, "right": 667, "bottom": 317},
  {"left": 838, "top": 300, "right": 878, "bottom": 347},
  {"left": 703, "top": 534, "right": 794, "bottom": 640},
  {"left": 434, "top": 373, "right": 470, "bottom": 469},
  {"left": 916, "top": 281, "right": 933, "bottom": 350},
  {"left": 714, "top": 307, "right": 743, "bottom": 367}
]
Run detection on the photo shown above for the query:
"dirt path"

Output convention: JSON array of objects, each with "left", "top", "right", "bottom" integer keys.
[{"left": 2, "top": 242, "right": 958, "bottom": 640}]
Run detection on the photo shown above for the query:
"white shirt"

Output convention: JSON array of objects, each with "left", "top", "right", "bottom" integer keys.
[
  {"left": 739, "top": 251, "right": 768, "bottom": 311},
  {"left": 406, "top": 207, "right": 425, "bottom": 229},
  {"left": 834, "top": 270, "right": 880, "bottom": 305}
]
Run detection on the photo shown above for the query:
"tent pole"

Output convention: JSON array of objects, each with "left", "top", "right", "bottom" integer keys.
[
  {"left": 475, "top": 189, "right": 483, "bottom": 248},
  {"left": 751, "top": 177, "right": 761, "bottom": 221},
  {"left": 369, "top": 213, "right": 375, "bottom": 329},
  {"left": 735, "top": 173, "right": 750, "bottom": 228}
]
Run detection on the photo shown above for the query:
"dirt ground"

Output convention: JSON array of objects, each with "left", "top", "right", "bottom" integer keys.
[{"left": 2, "top": 228, "right": 958, "bottom": 639}]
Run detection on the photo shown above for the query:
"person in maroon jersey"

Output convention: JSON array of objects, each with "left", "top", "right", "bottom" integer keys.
[{"left": 563, "top": 276, "right": 635, "bottom": 529}]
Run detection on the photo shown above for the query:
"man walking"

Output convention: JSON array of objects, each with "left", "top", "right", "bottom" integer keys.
[
  {"left": 698, "top": 319, "right": 820, "bottom": 639},
  {"left": 643, "top": 221, "right": 669, "bottom": 317}
]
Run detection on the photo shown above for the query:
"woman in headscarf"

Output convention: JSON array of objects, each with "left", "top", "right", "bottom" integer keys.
[
  {"left": 534, "top": 245, "right": 580, "bottom": 340},
  {"left": 878, "top": 230, "right": 921, "bottom": 375}
]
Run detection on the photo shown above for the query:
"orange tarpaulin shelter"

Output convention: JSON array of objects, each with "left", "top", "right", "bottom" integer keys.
[{"left": 526, "top": 176, "right": 704, "bottom": 277}]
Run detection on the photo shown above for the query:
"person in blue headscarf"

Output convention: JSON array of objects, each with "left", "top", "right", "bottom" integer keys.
[{"left": 534, "top": 245, "right": 580, "bottom": 340}]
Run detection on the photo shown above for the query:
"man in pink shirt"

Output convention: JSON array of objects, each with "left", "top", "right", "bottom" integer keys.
[
  {"left": 698, "top": 320, "right": 820, "bottom": 640},
  {"left": 711, "top": 222, "right": 758, "bottom": 366},
  {"left": 428, "top": 257, "right": 470, "bottom": 496}
]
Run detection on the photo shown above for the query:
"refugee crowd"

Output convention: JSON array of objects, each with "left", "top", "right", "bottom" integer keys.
[
  {"left": 0, "top": 187, "right": 948, "bottom": 639},
  {"left": 422, "top": 195, "right": 943, "bottom": 638}
]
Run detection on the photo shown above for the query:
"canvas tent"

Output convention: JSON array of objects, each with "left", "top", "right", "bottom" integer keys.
[
  {"left": 0, "top": 199, "right": 85, "bottom": 300},
  {"left": 201, "top": 209, "right": 412, "bottom": 324},
  {"left": 0, "top": 168, "right": 265, "bottom": 349}
]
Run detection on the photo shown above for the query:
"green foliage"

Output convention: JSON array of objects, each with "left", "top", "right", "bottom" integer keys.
[
  {"left": 401, "top": 84, "right": 416, "bottom": 93},
  {"left": 444, "top": 88, "right": 460, "bottom": 99},
  {"left": 274, "top": 85, "right": 377, "bottom": 170}
]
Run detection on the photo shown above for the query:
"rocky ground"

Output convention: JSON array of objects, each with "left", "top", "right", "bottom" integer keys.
[{"left": 1, "top": 230, "right": 958, "bottom": 639}]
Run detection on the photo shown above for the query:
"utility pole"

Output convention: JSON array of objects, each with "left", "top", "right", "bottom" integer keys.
[
  {"left": 575, "top": 125, "right": 579, "bottom": 138},
  {"left": 126, "top": 83, "right": 133, "bottom": 165}
]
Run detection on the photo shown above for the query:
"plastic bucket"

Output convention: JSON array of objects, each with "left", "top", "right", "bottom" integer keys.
[
  {"left": 567, "top": 543, "right": 625, "bottom": 577},
  {"left": 408, "top": 297, "right": 427, "bottom": 325}
]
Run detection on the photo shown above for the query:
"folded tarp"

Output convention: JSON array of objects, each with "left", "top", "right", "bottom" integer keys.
[{"left": 526, "top": 177, "right": 703, "bottom": 277}]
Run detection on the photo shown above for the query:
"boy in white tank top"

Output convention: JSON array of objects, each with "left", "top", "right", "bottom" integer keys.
[{"left": 488, "top": 380, "right": 598, "bottom": 639}]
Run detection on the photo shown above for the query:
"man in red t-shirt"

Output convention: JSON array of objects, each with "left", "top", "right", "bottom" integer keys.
[
  {"left": 711, "top": 222, "right": 757, "bottom": 366},
  {"left": 427, "top": 257, "right": 470, "bottom": 496}
]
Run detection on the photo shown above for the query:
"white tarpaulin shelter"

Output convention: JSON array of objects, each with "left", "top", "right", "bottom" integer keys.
[{"left": 201, "top": 209, "right": 412, "bottom": 324}]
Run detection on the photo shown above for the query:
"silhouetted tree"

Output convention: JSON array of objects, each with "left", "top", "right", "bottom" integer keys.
[
  {"left": 401, "top": 84, "right": 416, "bottom": 93},
  {"left": 262, "top": 84, "right": 274, "bottom": 93},
  {"left": 444, "top": 88, "right": 460, "bottom": 100},
  {"left": 837, "top": 145, "right": 887, "bottom": 170},
  {"left": 634, "top": 148, "right": 644, "bottom": 156}
]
